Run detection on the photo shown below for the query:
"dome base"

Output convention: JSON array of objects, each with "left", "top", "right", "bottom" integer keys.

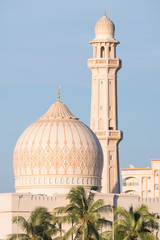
[{"left": 15, "top": 175, "right": 102, "bottom": 194}]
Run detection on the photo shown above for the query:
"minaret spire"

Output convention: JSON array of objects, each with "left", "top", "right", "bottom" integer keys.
[{"left": 104, "top": 8, "right": 106, "bottom": 16}]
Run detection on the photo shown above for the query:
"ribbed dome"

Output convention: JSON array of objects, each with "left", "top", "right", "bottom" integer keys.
[
  {"left": 95, "top": 14, "right": 115, "bottom": 40},
  {"left": 13, "top": 100, "right": 103, "bottom": 195}
]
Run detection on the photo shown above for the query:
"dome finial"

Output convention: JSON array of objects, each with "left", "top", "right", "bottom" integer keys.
[
  {"left": 104, "top": 8, "right": 106, "bottom": 16},
  {"left": 57, "top": 86, "right": 60, "bottom": 101}
]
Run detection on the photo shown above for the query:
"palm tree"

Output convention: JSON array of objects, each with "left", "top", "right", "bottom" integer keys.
[
  {"left": 54, "top": 186, "right": 112, "bottom": 240},
  {"left": 7, "top": 207, "right": 61, "bottom": 240},
  {"left": 112, "top": 204, "right": 159, "bottom": 240}
]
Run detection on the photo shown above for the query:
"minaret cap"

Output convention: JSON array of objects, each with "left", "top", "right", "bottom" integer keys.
[{"left": 95, "top": 12, "right": 115, "bottom": 40}]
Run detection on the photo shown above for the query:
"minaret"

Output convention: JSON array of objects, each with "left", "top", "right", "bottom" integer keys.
[{"left": 88, "top": 13, "right": 123, "bottom": 193}]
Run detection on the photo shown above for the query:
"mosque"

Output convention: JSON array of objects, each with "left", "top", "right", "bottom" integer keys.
[{"left": 0, "top": 13, "right": 160, "bottom": 239}]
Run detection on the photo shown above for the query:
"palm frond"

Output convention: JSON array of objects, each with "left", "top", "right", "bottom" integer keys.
[
  {"left": 97, "top": 218, "right": 112, "bottom": 228},
  {"left": 12, "top": 216, "right": 29, "bottom": 232},
  {"left": 114, "top": 204, "right": 159, "bottom": 240},
  {"left": 89, "top": 199, "right": 104, "bottom": 212},
  {"left": 54, "top": 215, "right": 74, "bottom": 224},
  {"left": 11, "top": 207, "right": 59, "bottom": 240},
  {"left": 61, "top": 225, "right": 78, "bottom": 240},
  {"left": 95, "top": 204, "right": 112, "bottom": 214},
  {"left": 35, "top": 237, "right": 44, "bottom": 240},
  {"left": 87, "top": 221, "right": 101, "bottom": 240},
  {"left": 100, "top": 230, "right": 112, "bottom": 240},
  {"left": 115, "top": 207, "right": 130, "bottom": 219},
  {"left": 139, "top": 232, "right": 159, "bottom": 240},
  {"left": 54, "top": 205, "right": 70, "bottom": 214}
]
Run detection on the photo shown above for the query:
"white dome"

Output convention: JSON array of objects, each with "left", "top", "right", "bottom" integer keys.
[
  {"left": 95, "top": 14, "right": 115, "bottom": 40},
  {"left": 13, "top": 101, "right": 103, "bottom": 195}
]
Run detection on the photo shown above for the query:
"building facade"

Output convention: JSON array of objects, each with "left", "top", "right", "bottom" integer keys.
[{"left": 121, "top": 159, "right": 160, "bottom": 198}]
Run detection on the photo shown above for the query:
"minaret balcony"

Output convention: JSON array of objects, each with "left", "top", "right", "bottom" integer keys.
[
  {"left": 107, "top": 130, "right": 123, "bottom": 141},
  {"left": 108, "top": 58, "right": 122, "bottom": 69},
  {"left": 88, "top": 58, "right": 121, "bottom": 69}
]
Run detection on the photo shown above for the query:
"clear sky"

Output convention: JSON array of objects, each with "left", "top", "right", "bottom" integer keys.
[{"left": 0, "top": 0, "right": 160, "bottom": 193}]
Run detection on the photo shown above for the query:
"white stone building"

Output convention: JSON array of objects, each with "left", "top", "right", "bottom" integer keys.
[
  {"left": 0, "top": 12, "right": 160, "bottom": 240},
  {"left": 121, "top": 159, "right": 160, "bottom": 198}
]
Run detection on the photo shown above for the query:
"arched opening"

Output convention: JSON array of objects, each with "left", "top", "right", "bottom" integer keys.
[
  {"left": 66, "top": 178, "right": 69, "bottom": 184},
  {"left": 100, "top": 46, "right": 105, "bottom": 58},
  {"left": 142, "top": 177, "right": 146, "bottom": 185},
  {"left": 142, "top": 190, "right": 146, "bottom": 198},
  {"left": 108, "top": 46, "right": 111, "bottom": 58},
  {"left": 109, "top": 119, "right": 114, "bottom": 130},
  {"left": 155, "top": 184, "right": 159, "bottom": 190},
  {"left": 125, "top": 190, "right": 138, "bottom": 195},
  {"left": 123, "top": 177, "right": 138, "bottom": 186},
  {"left": 60, "top": 178, "right": 64, "bottom": 184},
  {"left": 98, "top": 118, "right": 104, "bottom": 130},
  {"left": 155, "top": 170, "right": 159, "bottom": 177}
]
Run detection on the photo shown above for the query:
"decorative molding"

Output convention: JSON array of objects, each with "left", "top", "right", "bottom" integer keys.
[{"left": 15, "top": 176, "right": 102, "bottom": 189}]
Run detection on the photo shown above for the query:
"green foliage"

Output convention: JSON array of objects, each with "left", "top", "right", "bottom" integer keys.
[
  {"left": 7, "top": 207, "right": 61, "bottom": 240},
  {"left": 54, "top": 186, "right": 112, "bottom": 240},
  {"left": 103, "top": 204, "right": 159, "bottom": 240}
]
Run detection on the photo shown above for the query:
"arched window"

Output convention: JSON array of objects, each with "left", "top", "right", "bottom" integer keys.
[
  {"left": 155, "top": 184, "right": 159, "bottom": 190},
  {"left": 100, "top": 46, "right": 105, "bottom": 58},
  {"left": 109, "top": 119, "right": 114, "bottom": 130},
  {"left": 55, "top": 178, "right": 58, "bottom": 184},
  {"left": 124, "top": 177, "right": 138, "bottom": 186},
  {"left": 108, "top": 46, "right": 111, "bottom": 57},
  {"left": 142, "top": 190, "right": 146, "bottom": 198},
  {"left": 125, "top": 190, "right": 137, "bottom": 195},
  {"left": 60, "top": 178, "right": 64, "bottom": 184},
  {"left": 142, "top": 177, "right": 146, "bottom": 184},
  {"left": 66, "top": 178, "right": 69, "bottom": 184},
  {"left": 98, "top": 118, "right": 104, "bottom": 130},
  {"left": 155, "top": 170, "right": 159, "bottom": 177}
]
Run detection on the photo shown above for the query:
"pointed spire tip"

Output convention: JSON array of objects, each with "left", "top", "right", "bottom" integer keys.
[{"left": 57, "top": 86, "right": 60, "bottom": 101}]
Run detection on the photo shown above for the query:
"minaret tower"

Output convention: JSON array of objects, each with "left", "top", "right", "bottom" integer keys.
[{"left": 88, "top": 12, "right": 123, "bottom": 193}]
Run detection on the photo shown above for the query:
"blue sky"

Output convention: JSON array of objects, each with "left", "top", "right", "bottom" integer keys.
[{"left": 0, "top": 0, "right": 160, "bottom": 193}]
